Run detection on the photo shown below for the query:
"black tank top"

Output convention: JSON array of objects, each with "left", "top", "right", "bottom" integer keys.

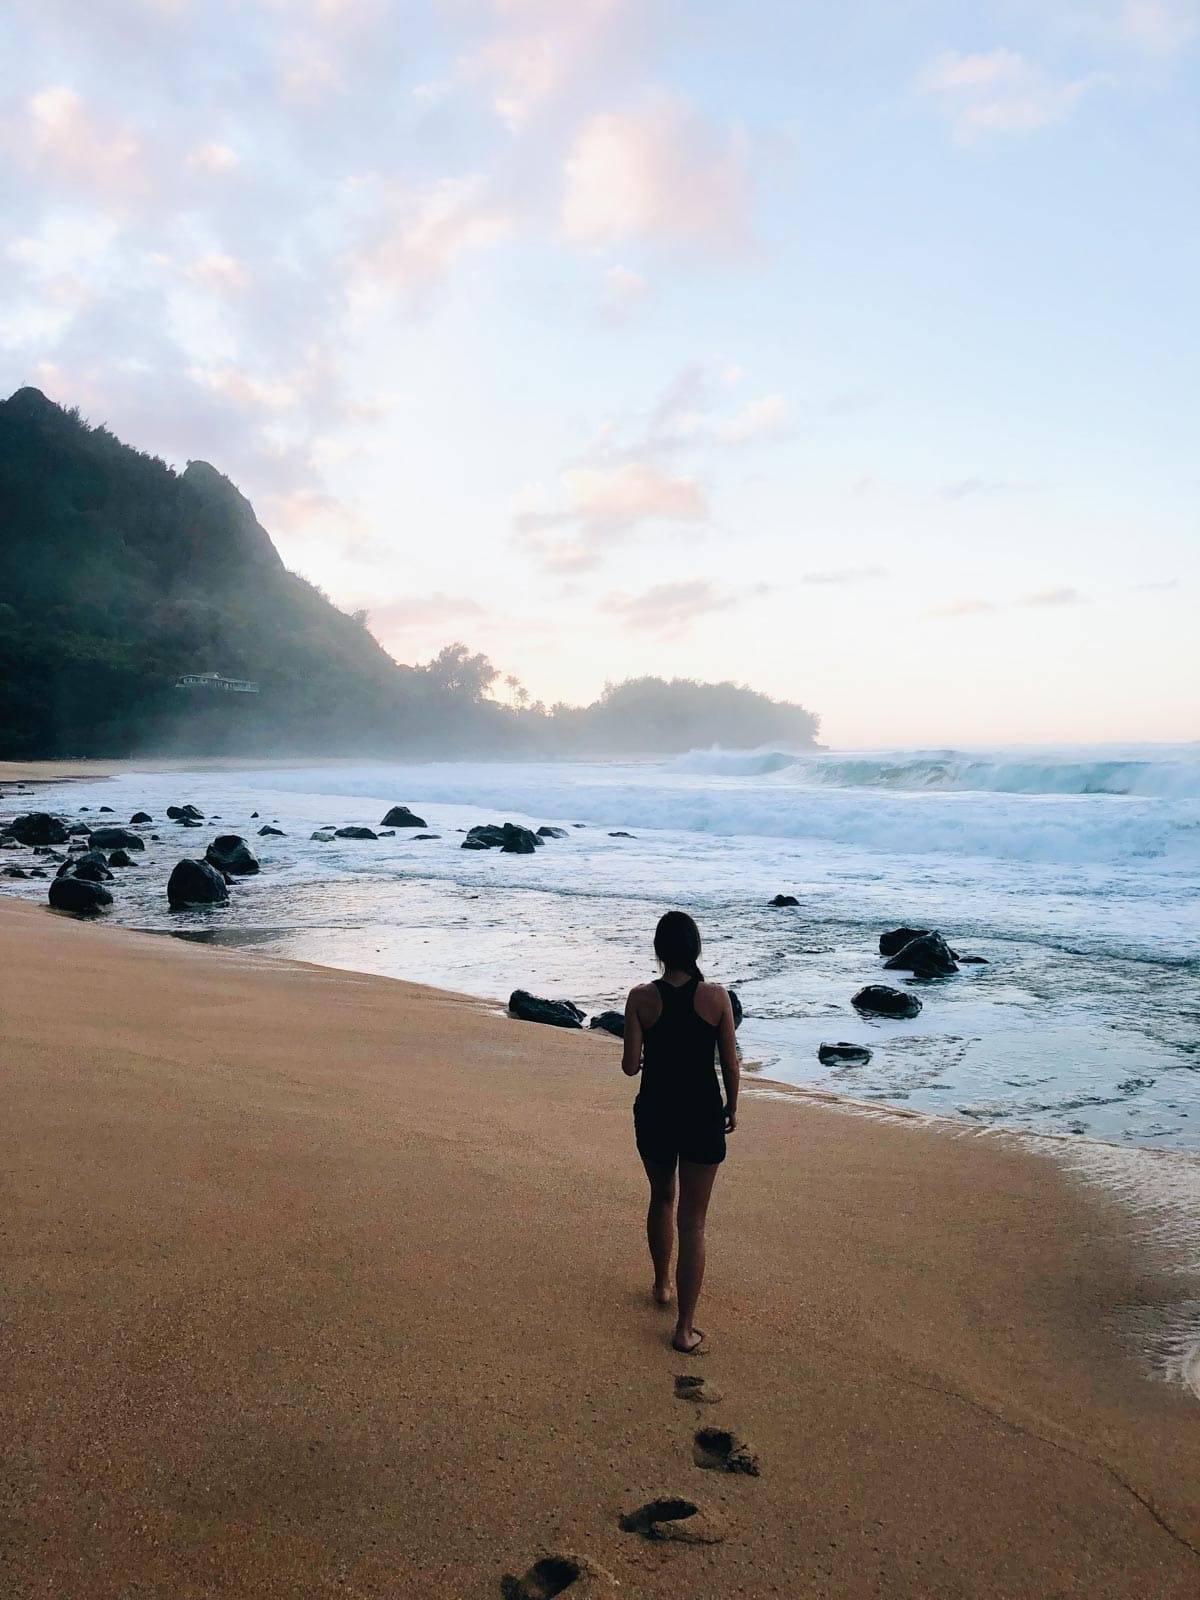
[{"left": 639, "top": 977, "right": 722, "bottom": 1113}]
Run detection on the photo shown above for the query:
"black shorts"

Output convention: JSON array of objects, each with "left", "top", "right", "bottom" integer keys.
[{"left": 634, "top": 1096, "right": 726, "bottom": 1168}]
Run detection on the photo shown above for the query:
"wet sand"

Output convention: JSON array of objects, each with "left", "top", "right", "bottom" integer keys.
[{"left": 1, "top": 897, "right": 1197, "bottom": 1598}]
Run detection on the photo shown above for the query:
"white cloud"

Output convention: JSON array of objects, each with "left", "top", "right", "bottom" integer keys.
[
  {"left": 1117, "top": 0, "right": 1199, "bottom": 52},
  {"left": 602, "top": 578, "right": 765, "bottom": 634},
  {"left": 562, "top": 96, "right": 750, "bottom": 247},
  {"left": 466, "top": 0, "right": 639, "bottom": 129},
  {"left": 352, "top": 175, "right": 514, "bottom": 306},
  {"left": 717, "top": 393, "right": 788, "bottom": 443},
  {"left": 188, "top": 251, "right": 250, "bottom": 292},
  {"left": 918, "top": 49, "right": 1105, "bottom": 140},
  {"left": 1019, "top": 586, "right": 1089, "bottom": 606},
  {"left": 187, "top": 141, "right": 239, "bottom": 173},
  {"left": 602, "top": 263, "right": 649, "bottom": 315},
  {"left": 24, "top": 86, "right": 145, "bottom": 199},
  {"left": 802, "top": 565, "right": 888, "bottom": 585}
]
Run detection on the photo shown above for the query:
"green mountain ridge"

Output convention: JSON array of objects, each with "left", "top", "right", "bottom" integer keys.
[{"left": 0, "top": 389, "right": 819, "bottom": 758}]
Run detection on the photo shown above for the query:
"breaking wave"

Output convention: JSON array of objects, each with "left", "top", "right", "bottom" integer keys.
[{"left": 669, "top": 745, "right": 1200, "bottom": 799}]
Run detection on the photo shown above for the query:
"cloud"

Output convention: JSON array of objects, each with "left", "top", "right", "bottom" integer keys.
[
  {"left": 351, "top": 175, "right": 514, "bottom": 307},
  {"left": 562, "top": 95, "right": 750, "bottom": 247},
  {"left": 717, "top": 393, "right": 789, "bottom": 443},
  {"left": 514, "top": 460, "right": 708, "bottom": 571},
  {"left": 1116, "top": 0, "right": 1199, "bottom": 52},
  {"left": 929, "top": 586, "right": 1089, "bottom": 617},
  {"left": 188, "top": 251, "right": 251, "bottom": 293},
  {"left": 918, "top": 49, "right": 1106, "bottom": 140},
  {"left": 1132, "top": 576, "right": 1180, "bottom": 590},
  {"left": 929, "top": 597, "right": 1000, "bottom": 617},
  {"left": 801, "top": 565, "right": 888, "bottom": 585},
  {"left": 602, "top": 578, "right": 767, "bottom": 634},
  {"left": 1018, "top": 586, "right": 1089, "bottom": 606},
  {"left": 22, "top": 86, "right": 146, "bottom": 200},
  {"left": 465, "top": 0, "right": 644, "bottom": 130},
  {"left": 938, "top": 475, "right": 1038, "bottom": 500},
  {"left": 187, "top": 141, "right": 239, "bottom": 173},
  {"left": 602, "top": 263, "right": 649, "bottom": 315}
]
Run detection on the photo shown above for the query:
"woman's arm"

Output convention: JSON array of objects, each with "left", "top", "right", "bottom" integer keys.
[
  {"left": 717, "top": 991, "right": 740, "bottom": 1131},
  {"left": 622, "top": 987, "right": 645, "bottom": 1076}
]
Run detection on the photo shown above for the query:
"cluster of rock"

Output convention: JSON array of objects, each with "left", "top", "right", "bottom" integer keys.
[
  {"left": 822, "top": 924, "right": 989, "bottom": 1067},
  {"left": 764, "top": 897, "right": 991, "bottom": 1067},
  {"left": 0, "top": 801, "right": 283, "bottom": 915}
]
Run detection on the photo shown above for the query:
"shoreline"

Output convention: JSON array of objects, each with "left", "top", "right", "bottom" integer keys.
[{"left": 3, "top": 896, "right": 1198, "bottom": 1597}]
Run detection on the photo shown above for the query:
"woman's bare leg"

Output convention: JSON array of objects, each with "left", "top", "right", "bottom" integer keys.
[
  {"left": 673, "top": 1160, "right": 719, "bottom": 1351},
  {"left": 642, "top": 1158, "right": 677, "bottom": 1304}
]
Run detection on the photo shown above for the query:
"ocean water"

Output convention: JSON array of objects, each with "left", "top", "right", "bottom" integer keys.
[{"left": 3, "top": 744, "right": 1198, "bottom": 1153}]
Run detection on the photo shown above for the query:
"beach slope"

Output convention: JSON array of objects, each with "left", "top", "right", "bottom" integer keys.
[{"left": 1, "top": 899, "right": 1196, "bottom": 1598}]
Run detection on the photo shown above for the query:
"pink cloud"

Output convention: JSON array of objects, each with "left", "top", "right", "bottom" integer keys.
[
  {"left": 351, "top": 175, "right": 514, "bottom": 306},
  {"left": 562, "top": 95, "right": 750, "bottom": 247},
  {"left": 24, "top": 86, "right": 145, "bottom": 200}
]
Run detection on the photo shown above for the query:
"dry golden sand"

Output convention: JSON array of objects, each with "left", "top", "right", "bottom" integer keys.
[{"left": 1, "top": 897, "right": 1197, "bottom": 1599}]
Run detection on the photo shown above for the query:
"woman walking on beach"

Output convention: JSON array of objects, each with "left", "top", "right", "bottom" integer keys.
[{"left": 623, "top": 911, "right": 740, "bottom": 1353}]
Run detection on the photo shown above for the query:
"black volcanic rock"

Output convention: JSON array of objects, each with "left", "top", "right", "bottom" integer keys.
[
  {"left": 818, "top": 1042, "right": 873, "bottom": 1066},
  {"left": 883, "top": 931, "right": 958, "bottom": 978},
  {"left": 334, "top": 825, "right": 378, "bottom": 840},
  {"left": 462, "top": 823, "right": 540, "bottom": 854},
  {"left": 589, "top": 1010, "right": 625, "bottom": 1038},
  {"left": 205, "top": 834, "right": 260, "bottom": 875},
  {"left": 381, "top": 806, "right": 426, "bottom": 828},
  {"left": 852, "top": 985, "right": 922, "bottom": 1019},
  {"left": 167, "top": 804, "right": 204, "bottom": 822},
  {"left": 878, "top": 926, "right": 930, "bottom": 958},
  {"left": 49, "top": 876, "right": 112, "bottom": 913},
  {"left": 8, "top": 813, "right": 70, "bottom": 846},
  {"left": 536, "top": 826, "right": 569, "bottom": 839},
  {"left": 167, "top": 858, "right": 229, "bottom": 908},
  {"left": 87, "top": 826, "right": 145, "bottom": 851},
  {"left": 257, "top": 825, "right": 285, "bottom": 836},
  {"left": 509, "top": 990, "right": 585, "bottom": 1029},
  {"left": 107, "top": 849, "right": 135, "bottom": 867},
  {"left": 130, "top": 811, "right": 153, "bottom": 824},
  {"left": 770, "top": 894, "right": 799, "bottom": 907},
  {"left": 57, "top": 850, "right": 113, "bottom": 882}
]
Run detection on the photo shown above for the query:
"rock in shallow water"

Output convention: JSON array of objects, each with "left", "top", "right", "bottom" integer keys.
[
  {"left": 463, "top": 822, "right": 540, "bottom": 853},
  {"left": 509, "top": 990, "right": 585, "bottom": 1028},
  {"left": 852, "top": 985, "right": 922, "bottom": 1019},
  {"left": 380, "top": 805, "right": 426, "bottom": 828},
  {"left": 87, "top": 826, "right": 145, "bottom": 852},
  {"left": 205, "top": 834, "right": 260, "bottom": 875},
  {"left": 878, "top": 926, "right": 930, "bottom": 958},
  {"left": 334, "top": 826, "right": 378, "bottom": 840},
  {"left": 167, "top": 858, "right": 229, "bottom": 908},
  {"left": 818, "top": 1041, "right": 873, "bottom": 1066},
  {"left": 9, "top": 813, "right": 70, "bottom": 846},
  {"left": 311, "top": 830, "right": 335, "bottom": 842},
  {"left": 48, "top": 876, "right": 112, "bottom": 913},
  {"left": 770, "top": 893, "right": 799, "bottom": 907},
  {"left": 130, "top": 811, "right": 152, "bottom": 824},
  {"left": 257, "top": 825, "right": 285, "bottom": 836},
  {"left": 883, "top": 930, "right": 958, "bottom": 978},
  {"left": 589, "top": 1010, "right": 625, "bottom": 1037},
  {"left": 166, "top": 803, "right": 204, "bottom": 822}
]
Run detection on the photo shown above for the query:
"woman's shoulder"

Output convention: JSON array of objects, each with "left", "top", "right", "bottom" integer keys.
[
  {"left": 697, "top": 979, "right": 727, "bottom": 1000},
  {"left": 626, "top": 980, "right": 659, "bottom": 1006},
  {"left": 695, "top": 980, "right": 728, "bottom": 1025}
]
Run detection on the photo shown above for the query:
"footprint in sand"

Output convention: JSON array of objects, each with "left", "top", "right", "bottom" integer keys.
[
  {"left": 693, "top": 1425, "right": 761, "bottom": 1476},
  {"left": 500, "top": 1552, "right": 618, "bottom": 1598},
  {"left": 618, "top": 1496, "right": 726, "bottom": 1544},
  {"left": 673, "top": 1373, "right": 723, "bottom": 1404}
]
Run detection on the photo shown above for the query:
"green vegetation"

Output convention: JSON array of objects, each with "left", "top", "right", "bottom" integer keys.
[{"left": 0, "top": 389, "right": 819, "bottom": 758}]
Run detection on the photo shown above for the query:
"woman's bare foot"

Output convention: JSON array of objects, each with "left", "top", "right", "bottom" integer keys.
[
  {"left": 672, "top": 1326, "right": 705, "bottom": 1353},
  {"left": 653, "top": 1282, "right": 674, "bottom": 1307}
]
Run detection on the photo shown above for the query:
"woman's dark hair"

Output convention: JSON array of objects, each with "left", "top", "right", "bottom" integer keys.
[{"left": 654, "top": 910, "right": 704, "bottom": 981}]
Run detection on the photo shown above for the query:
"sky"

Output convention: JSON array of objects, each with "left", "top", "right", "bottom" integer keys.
[{"left": 1, "top": 0, "right": 1197, "bottom": 747}]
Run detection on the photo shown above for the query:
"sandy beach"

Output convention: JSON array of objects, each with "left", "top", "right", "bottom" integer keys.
[{"left": 2, "top": 895, "right": 1197, "bottom": 1599}]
